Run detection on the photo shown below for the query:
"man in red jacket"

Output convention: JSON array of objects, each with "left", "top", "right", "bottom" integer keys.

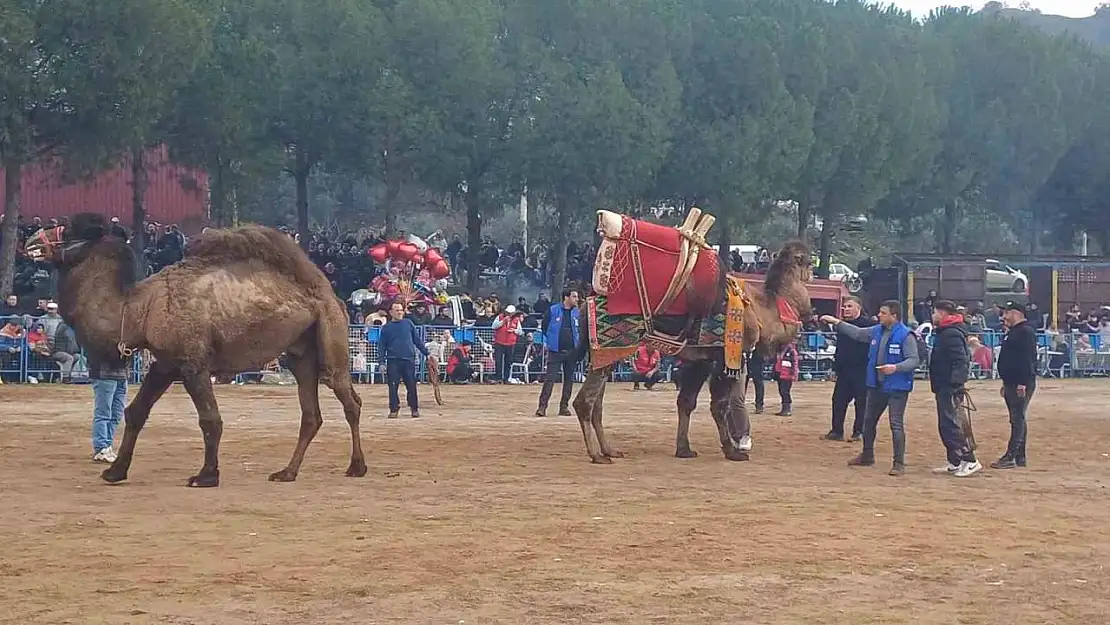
[
  {"left": 492, "top": 305, "right": 524, "bottom": 383},
  {"left": 632, "top": 344, "right": 662, "bottom": 390}
]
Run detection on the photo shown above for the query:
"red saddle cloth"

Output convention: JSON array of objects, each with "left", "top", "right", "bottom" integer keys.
[{"left": 593, "top": 213, "right": 720, "bottom": 316}]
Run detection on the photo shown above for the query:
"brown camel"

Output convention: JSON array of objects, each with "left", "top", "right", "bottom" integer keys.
[
  {"left": 25, "top": 213, "right": 365, "bottom": 487},
  {"left": 573, "top": 239, "right": 812, "bottom": 464}
]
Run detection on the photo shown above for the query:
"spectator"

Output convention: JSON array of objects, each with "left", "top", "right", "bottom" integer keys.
[
  {"left": 968, "top": 336, "right": 993, "bottom": 379},
  {"left": 88, "top": 347, "right": 131, "bottom": 463},
  {"left": 745, "top": 349, "right": 766, "bottom": 414},
  {"left": 994, "top": 301, "right": 1037, "bottom": 470},
  {"left": 632, "top": 344, "right": 662, "bottom": 390},
  {"left": 447, "top": 339, "right": 474, "bottom": 383},
  {"left": 535, "top": 288, "right": 582, "bottom": 418},
  {"left": 379, "top": 301, "right": 428, "bottom": 419},
  {"left": 823, "top": 296, "right": 873, "bottom": 442},
  {"left": 491, "top": 305, "right": 524, "bottom": 383},
  {"left": 50, "top": 322, "right": 80, "bottom": 382},
  {"left": 40, "top": 302, "right": 63, "bottom": 340},
  {"left": 772, "top": 339, "right": 799, "bottom": 416},
  {"left": 929, "top": 300, "right": 979, "bottom": 478},
  {"left": 0, "top": 317, "right": 24, "bottom": 382}
]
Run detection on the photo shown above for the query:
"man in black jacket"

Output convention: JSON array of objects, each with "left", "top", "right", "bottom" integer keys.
[
  {"left": 822, "top": 297, "right": 873, "bottom": 441},
  {"left": 929, "top": 300, "right": 980, "bottom": 477},
  {"left": 993, "top": 301, "right": 1037, "bottom": 469}
]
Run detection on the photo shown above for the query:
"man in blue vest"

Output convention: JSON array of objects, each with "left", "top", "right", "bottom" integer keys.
[
  {"left": 821, "top": 299, "right": 920, "bottom": 476},
  {"left": 535, "top": 288, "right": 582, "bottom": 417}
]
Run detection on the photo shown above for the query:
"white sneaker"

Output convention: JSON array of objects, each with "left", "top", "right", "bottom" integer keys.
[
  {"left": 737, "top": 435, "right": 753, "bottom": 452},
  {"left": 953, "top": 460, "right": 982, "bottom": 477},
  {"left": 92, "top": 447, "right": 116, "bottom": 463},
  {"left": 933, "top": 463, "right": 960, "bottom": 474}
]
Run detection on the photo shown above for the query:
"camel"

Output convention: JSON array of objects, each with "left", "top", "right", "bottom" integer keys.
[
  {"left": 573, "top": 209, "right": 812, "bottom": 464},
  {"left": 25, "top": 213, "right": 365, "bottom": 487}
]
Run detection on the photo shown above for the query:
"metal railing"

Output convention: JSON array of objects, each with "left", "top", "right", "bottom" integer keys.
[{"left": 3, "top": 322, "right": 1108, "bottom": 384}]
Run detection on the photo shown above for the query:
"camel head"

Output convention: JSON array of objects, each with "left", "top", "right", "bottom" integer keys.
[
  {"left": 24, "top": 212, "right": 109, "bottom": 266},
  {"left": 765, "top": 240, "right": 813, "bottom": 295}
]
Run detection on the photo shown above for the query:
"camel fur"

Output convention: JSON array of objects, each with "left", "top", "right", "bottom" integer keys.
[{"left": 27, "top": 213, "right": 365, "bottom": 487}]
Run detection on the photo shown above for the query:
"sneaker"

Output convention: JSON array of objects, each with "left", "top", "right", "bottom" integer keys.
[
  {"left": 737, "top": 435, "right": 753, "bottom": 452},
  {"left": 753, "top": 405, "right": 764, "bottom": 414},
  {"left": 387, "top": 411, "right": 399, "bottom": 419},
  {"left": 558, "top": 408, "right": 572, "bottom": 416},
  {"left": 92, "top": 447, "right": 116, "bottom": 463},
  {"left": 953, "top": 460, "right": 982, "bottom": 477},
  {"left": 888, "top": 463, "right": 905, "bottom": 476},
  {"left": 820, "top": 432, "right": 845, "bottom": 442},
  {"left": 410, "top": 410, "right": 420, "bottom": 419},
  {"left": 848, "top": 433, "right": 862, "bottom": 442},
  {"left": 932, "top": 463, "right": 960, "bottom": 474},
  {"left": 534, "top": 409, "right": 546, "bottom": 417},
  {"left": 990, "top": 457, "right": 1017, "bottom": 470}
]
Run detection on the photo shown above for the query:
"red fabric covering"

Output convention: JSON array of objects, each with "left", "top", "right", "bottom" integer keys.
[
  {"left": 598, "top": 215, "right": 719, "bottom": 316},
  {"left": 777, "top": 297, "right": 801, "bottom": 325}
]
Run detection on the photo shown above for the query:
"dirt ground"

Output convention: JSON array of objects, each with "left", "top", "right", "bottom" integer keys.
[{"left": 0, "top": 379, "right": 1108, "bottom": 625}]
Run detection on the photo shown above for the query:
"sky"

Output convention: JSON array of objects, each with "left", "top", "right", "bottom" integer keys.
[{"left": 887, "top": 1, "right": 1095, "bottom": 18}]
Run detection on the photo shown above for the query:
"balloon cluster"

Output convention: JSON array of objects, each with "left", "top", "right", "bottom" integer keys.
[{"left": 369, "top": 239, "right": 450, "bottom": 280}]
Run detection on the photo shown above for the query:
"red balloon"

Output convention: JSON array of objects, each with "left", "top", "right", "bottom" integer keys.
[
  {"left": 431, "top": 260, "right": 450, "bottom": 279},
  {"left": 369, "top": 244, "right": 388, "bottom": 264},
  {"left": 424, "top": 248, "right": 444, "bottom": 266},
  {"left": 395, "top": 242, "right": 418, "bottom": 261},
  {"left": 386, "top": 239, "right": 402, "bottom": 256},
  {"left": 411, "top": 253, "right": 425, "bottom": 266}
]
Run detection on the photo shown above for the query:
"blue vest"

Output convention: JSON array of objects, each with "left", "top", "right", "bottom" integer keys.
[
  {"left": 865, "top": 322, "right": 914, "bottom": 393},
  {"left": 545, "top": 303, "right": 581, "bottom": 352}
]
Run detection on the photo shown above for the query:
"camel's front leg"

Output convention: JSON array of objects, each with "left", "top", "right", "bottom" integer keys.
[
  {"left": 591, "top": 380, "right": 623, "bottom": 459},
  {"left": 102, "top": 363, "right": 177, "bottom": 484},
  {"left": 675, "top": 361, "right": 710, "bottom": 458},
  {"left": 572, "top": 367, "right": 611, "bottom": 464},
  {"left": 181, "top": 372, "right": 223, "bottom": 487}
]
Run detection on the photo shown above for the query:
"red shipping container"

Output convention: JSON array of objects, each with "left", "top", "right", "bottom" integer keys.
[{"left": 0, "top": 145, "right": 209, "bottom": 234}]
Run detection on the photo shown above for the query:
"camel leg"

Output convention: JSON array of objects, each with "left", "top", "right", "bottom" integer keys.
[
  {"left": 101, "top": 362, "right": 178, "bottom": 484},
  {"left": 709, "top": 372, "right": 750, "bottom": 461},
  {"left": 181, "top": 372, "right": 223, "bottom": 487},
  {"left": 269, "top": 350, "right": 324, "bottom": 482},
  {"left": 592, "top": 380, "right": 623, "bottom": 459},
  {"left": 675, "top": 361, "right": 711, "bottom": 459},
  {"left": 572, "top": 366, "right": 611, "bottom": 464},
  {"left": 329, "top": 377, "right": 367, "bottom": 478}
]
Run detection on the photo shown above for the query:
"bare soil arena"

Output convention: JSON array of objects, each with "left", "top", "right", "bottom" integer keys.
[{"left": 1, "top": 380, "right": 1107, "bottom": 624}]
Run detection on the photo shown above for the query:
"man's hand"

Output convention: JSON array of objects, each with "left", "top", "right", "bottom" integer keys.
[
  {"left": 877, "top": 364, "right": 897, "bottom": 375},
  {"left": 1016, "top": 384, "right": 1027, "bottom": 398},
  {"left": 819, "top": 315, "right": 839, "bottom": 326}
]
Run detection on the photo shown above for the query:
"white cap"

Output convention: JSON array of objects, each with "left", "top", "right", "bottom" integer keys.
[{"left": 504, "top": 305, "right": 517, "bottom": 314}]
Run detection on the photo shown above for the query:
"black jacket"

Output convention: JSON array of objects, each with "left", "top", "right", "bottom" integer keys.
[
  {"left": 87, "top": 349, "right": 131, "bottom": 381},
  {"left": 832, "top": 315, "right": 874, "bottom": 374},
  {"left": 997, "top": 320, "right": 1037, "bottom": 387},
  {"left": 929, "top": 319, "right": 969, "bottom": 393}
]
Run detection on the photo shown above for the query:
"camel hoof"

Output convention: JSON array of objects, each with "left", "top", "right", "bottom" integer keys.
[
  {"left": 100, "top": 467, "right": 128, "bottom": 484},
  {"left": 675, "top": 448, "right": 698, "bottom": 459},
  {"left": 267, "top": 468, "right": 298, "bottom": 482},
  {"left": 590, "top": 455, "right": 613, "bottom": 465},
  {"left": 604, "top": 449, "right": 625, "bottom": 459},
  {"left": 187, "top": 471, "right": 220, "bottom": 487},
  {"left": 345, "top": 461, "right": 368, "bottom": 478},
  {"left": 723, "top": 448, "right": 750, "bottom": 462}
]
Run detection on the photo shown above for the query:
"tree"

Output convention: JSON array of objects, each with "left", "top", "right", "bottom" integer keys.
[{"left": 0, "top": 0, "right": 207, "bottom": 294}]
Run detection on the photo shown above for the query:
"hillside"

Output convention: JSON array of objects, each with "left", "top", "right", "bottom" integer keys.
[{"left": 989, "top": 5, "right": 1110, "bottom": 45}]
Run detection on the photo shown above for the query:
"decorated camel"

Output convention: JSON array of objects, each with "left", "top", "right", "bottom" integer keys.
[
  {"left": 573, "top": 208, "right": 811, "bottom": 464},
  {"left": 25, "top": 213, "right": 366, "bottom": 487}
]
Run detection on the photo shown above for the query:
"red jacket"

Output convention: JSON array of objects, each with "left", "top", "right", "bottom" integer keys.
[
  {"left": 447, "top": 345, "right": 470, "bottom": 376},
  {"left": 633, "top": 344, "right": 660, "bottom": 374},
  {"left": 492, "top": 313, "right": 522, "bottom": 346},
  {"left": 773, "top": 343, "right": 799, "bottom": 382}
]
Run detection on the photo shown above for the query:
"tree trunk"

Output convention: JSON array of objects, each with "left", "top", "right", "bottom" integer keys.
[
  {"left": 294, "top": 147, "right": 310, "bottom": 251},
  {"left": 210, "top": 153, "right": 227, "bottom": 228},
  {"left": 465, "top": 186, "right": 482, "bottom": 291},
  {"left": 816, "top": 215, "right": 833, "bottom": 279},
  {"left": 939, "top": 200, "right": 957, "bottom": 255},
  {"left": 716, "top": 208, "right": 731, "bottom": 271},
  {"left": 130, "top": 146, "right": 148, "bottom": 278},
  {"left": 0, "top": 156, "right": 22, "bottom": 297},
  {"left": 550, "top": 194, "right": 572, "bottom": 295},
  {"left": 796, "top": 200, "right": 809, "bottom": 239},
  {"left": 382, "top": 173, "right": 400, "bottom": 238}
]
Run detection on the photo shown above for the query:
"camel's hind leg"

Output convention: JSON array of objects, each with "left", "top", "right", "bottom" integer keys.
[
  {"left": 675, "top": 361, "right": 711, "bottom": 459},
  {"left": 182, "top": 371, "right": 224, "bottom": 487},
  {"left": 315, "top": 308, "right": 367, "bottom": 477},
  {"left": 325, "top": 376, "right": 366, "bottom": 478},
  {"left": 269, "top": 338, "right": 326, "bottom": 482},
  {"left": 101, "top": 361, "right": 178, "bottom": 484},
  {"left": 709, "top": 371, "right": 750, "bottom": 461},
  {"left": 572, "top": 366, "right": 612, "bottom": 464}
]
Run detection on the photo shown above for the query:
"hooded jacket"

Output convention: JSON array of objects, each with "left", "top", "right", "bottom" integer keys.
[{"left": 928, "top": 314, "right": 969, "bottom": 393}]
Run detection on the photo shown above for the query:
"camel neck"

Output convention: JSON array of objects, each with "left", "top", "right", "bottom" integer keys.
[{"left": 57, "top": 248, "right": 134, "bottom": 355}]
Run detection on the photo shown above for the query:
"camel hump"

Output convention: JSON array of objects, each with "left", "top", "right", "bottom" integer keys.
[{"left": 186, "top": 225, "right": 332, "bottom": 296}]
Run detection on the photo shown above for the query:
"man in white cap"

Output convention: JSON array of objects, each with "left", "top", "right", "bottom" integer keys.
[{"left": 492, "top": 304, "right": 524, "bottom": 383}]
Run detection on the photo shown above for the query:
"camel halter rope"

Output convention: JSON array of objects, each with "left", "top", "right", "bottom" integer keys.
[{"left": 117, "top": 310, "right": 134, "bottom": 359}]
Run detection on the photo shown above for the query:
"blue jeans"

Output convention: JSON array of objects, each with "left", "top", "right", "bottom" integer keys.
[
  {"left": 92, "top": 379, "right": 127, "bottom": 451},
  {"left": 386, "top": 359, "right": 418, "bottom": 413}
]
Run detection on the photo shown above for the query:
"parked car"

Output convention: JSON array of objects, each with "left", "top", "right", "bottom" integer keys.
[
  {"left": 828, "top": 262, "right": 863, "bottom": 293},
  {"left": 984, "top": 259, "right": 1028, "bottom": 294}
]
